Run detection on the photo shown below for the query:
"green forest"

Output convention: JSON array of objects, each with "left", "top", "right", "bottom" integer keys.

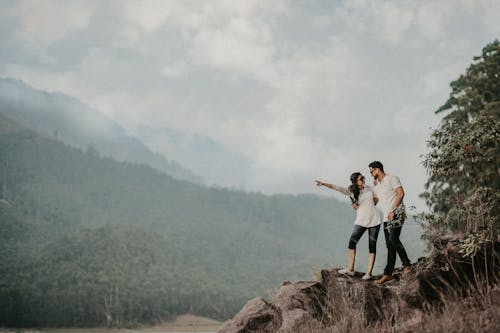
[{"left": 0, "top": 112, "right": 360, "bottom": 327}]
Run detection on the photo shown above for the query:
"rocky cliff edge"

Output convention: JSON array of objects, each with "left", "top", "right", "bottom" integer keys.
[{"left": 218, "top": 236, "right": 499, "bottom": 333}]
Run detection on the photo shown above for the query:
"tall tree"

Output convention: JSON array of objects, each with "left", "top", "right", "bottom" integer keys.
[
  {"left": 422, "top": 40, "right": 500, "bottom": 240},
  {"left": 436, "top": 40, "right": 500, "bottom": 121}
]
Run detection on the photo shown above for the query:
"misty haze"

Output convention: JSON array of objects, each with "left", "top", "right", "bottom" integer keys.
[{"left": 1, "top": 1, "right": 499, "bottom": 333}]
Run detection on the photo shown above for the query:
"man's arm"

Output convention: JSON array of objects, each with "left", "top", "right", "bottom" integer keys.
[
  {"left": 387, "top": 186, "right": 404, "bottom": 221},
  {"left": 393, "top": 186, "right": 404, "bottom": 208}
]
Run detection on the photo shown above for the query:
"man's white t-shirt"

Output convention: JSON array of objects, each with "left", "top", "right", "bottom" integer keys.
[
  {"left": 373, "top": 174, "right": 403, "bottom": 222},
  {"left": 333, "top": 185, "right": 381, "bottom": 228}
]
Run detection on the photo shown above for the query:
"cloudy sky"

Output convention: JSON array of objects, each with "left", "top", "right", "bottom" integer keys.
[{"left": 1, "top": 0, "right": 499, "bottom": 210}]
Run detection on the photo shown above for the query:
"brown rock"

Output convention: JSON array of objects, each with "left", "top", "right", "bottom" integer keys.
[
  {"left": 320, "top": 269, "right": 396, "bottom": 325},
  {"left": 217, "top": 297, "right": 282, "bottom": 333},
  {"left": 273, "top": 281, "right": 327, "bottom": 333}
]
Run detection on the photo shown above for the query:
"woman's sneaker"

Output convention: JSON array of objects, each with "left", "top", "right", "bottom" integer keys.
[
  {"left": 338, "top": 268, "right": 355, "bottom": 276},
  {"left": 361, "top": 274, "right": 372, "bottom": 280}
]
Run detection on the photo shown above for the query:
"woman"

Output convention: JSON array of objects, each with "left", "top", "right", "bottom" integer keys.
[{"left": 316, "top": 172, "right": 381, "bottom": 280}]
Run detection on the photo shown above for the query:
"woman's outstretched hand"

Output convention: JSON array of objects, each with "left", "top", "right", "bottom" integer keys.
[{"left": 316, "top": 180, "right": 333, "bottom": 189}]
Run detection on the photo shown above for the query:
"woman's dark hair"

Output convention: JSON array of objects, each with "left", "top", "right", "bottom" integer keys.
[
  {"left": 368, "top": 161, "right": 384, "bottom": 172},
  {"left": 348, "top": 172, "right": 363, "bottom": 203}
]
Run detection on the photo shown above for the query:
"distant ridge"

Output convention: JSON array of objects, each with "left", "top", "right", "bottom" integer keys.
[{"left": 0, "top": 76, "right": 201, "bottom": 182}]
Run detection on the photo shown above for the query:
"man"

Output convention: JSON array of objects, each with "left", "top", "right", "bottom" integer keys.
[{"left": 369, "top": 161, "right": 411, "bottom": 285}]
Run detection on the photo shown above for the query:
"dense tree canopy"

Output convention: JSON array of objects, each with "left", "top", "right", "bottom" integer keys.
[{"left": 422, "top": 40, "right": 500, "bottom": 240}]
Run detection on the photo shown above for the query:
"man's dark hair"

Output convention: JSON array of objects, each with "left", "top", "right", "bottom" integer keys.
[{"left": 369, "top": 161, "right": 384, "bottom": 172}]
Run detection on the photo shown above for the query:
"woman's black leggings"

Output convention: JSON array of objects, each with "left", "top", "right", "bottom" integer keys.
[{"left": 348, "top": 224, "right": 381, "bottom": 253}]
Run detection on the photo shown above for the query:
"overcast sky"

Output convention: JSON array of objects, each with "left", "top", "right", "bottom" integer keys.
[{"left": 1, "top": 0, "right": 499, "bottom": 210}]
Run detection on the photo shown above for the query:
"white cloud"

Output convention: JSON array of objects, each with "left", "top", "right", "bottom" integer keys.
[
  {"left": 6, "top": 0, "right": 94, "bottom": 45},
  {"left": 335, "top": 0, "right": 490, "bottom": 47},
  {"left": 392, "top": 105, "right": 426, "bottom": 134},
  {"left": 190, "top": 17, "right": 275, "bottom": 75},
  {"left": 421, "top": 63, "right": 464, "bottom": 99},
  {"left": 1, "top": 0, "right": 499, "bottom": 211},
  {"left": 312, "top": 15, "right": 332, "bottom": 29},
  {"left": 122, "top": 0, "right": 286, "bottom": 34},
  {"left": 480, "top": 0, "right": 500, "bottom": 35},
  {"left": 378, "top": 2, "right": 416, "bottom": 45},
  {"left": 123, "top": 0, "right": 181, "bottom": 32},
  {"left": 413, "top": 2, "right": 448, "bottom": 40},
  {"left": 160, "top": 60, "right": 190, "bottom": 78}
]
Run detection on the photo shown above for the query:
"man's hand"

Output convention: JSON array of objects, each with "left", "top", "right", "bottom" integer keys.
[
  {"left": 315, "top": 180, "right": 323, "bottom": 187},
  {"left": 352, "top": 203, "right": 359, "bottom": 210},
  {"left": 387, "top": 211, "right": 394, "bottom": 221}
]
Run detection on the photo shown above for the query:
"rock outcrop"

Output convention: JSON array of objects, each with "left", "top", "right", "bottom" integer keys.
[
  {"left": 217, "top": 297, "right": 282, "bottom": 333},
  {"left": 218, "top": 237, "right": 499, "bottom": 333},
  {"left": 218, "top": 268, "right": 418, "bottom": 333}
]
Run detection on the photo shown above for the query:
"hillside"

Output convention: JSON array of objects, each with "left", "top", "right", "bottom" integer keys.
[
  {"left": 0, "top": 77, "right": 199, "bottom": 182},
  {"left": 0, "top": 112, "right": 358, "bottom": 327}
]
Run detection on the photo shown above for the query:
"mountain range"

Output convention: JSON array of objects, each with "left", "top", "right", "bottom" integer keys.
[
  {"left": 0, "top": 81, "right": 426, "bottom": 327},
  {"left": 0, "top": 77, "right": 200, "bottom": 183},
  {"left": 0, "top": 111, "right": 358, "bottom": 326}
]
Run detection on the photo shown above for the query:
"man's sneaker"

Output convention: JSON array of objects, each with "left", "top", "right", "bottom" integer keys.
[
  {"left": 361, "top": 274, "right": 372, "bottom": 280},
  {"left": 373, "top": 274, "right": 394, "bottom": 285},
  {"left": 338, "top": 268, "right": 355, "bottom": 276}
]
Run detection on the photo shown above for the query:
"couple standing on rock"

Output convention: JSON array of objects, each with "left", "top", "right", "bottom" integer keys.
[{"left": 316, "top": 161, "right": 411, "bottom": 285}]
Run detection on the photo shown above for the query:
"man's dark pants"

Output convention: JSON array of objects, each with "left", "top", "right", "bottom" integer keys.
[{"left": 383, "top": 221, "right": 411, "bottom": 276}]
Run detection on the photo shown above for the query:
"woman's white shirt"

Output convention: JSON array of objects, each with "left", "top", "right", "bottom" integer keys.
[{"left": 332, "top": 185, "right": 381, "bottom": 228}]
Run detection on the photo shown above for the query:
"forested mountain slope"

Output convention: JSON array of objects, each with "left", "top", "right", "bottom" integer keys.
[{"left": 0, "top": 112, "right": 355, "bottom": 326}]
